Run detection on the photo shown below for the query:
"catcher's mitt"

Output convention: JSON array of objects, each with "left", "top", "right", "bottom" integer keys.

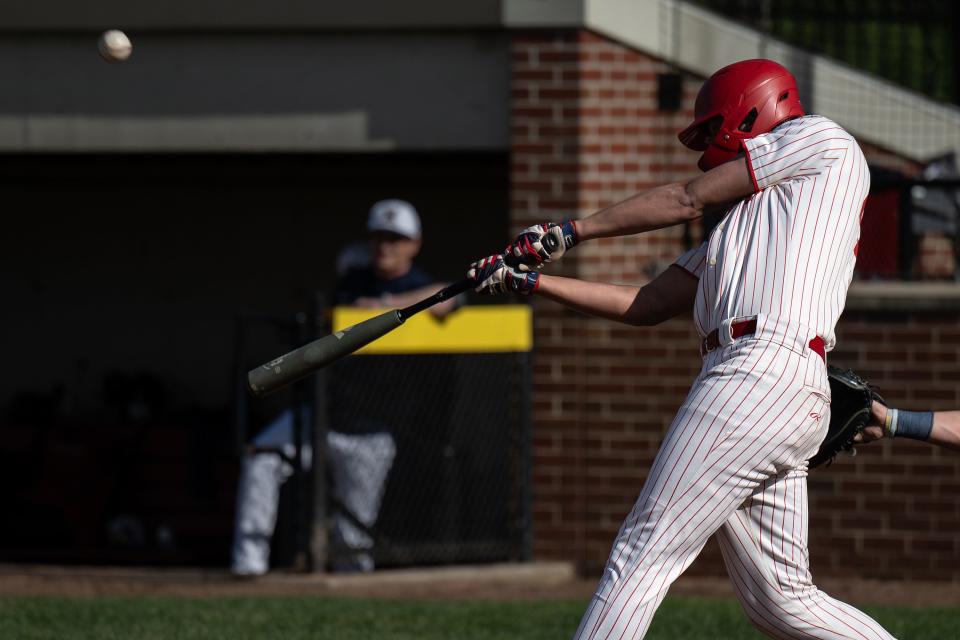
[{"left": 808, "top": 366, "right": 885, "bottom": 469}]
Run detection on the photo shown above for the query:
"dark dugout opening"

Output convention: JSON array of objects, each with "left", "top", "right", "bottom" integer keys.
[{"left": 1, "top": 152, "right": 508, "bottom": 566}]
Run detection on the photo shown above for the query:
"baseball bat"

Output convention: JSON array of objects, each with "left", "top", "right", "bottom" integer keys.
[
  {"left": 246, "top": 233, "right": 558, "bottom": 397},
  {"left": 247, "top": 279, "right": 471, "bottom": 397}
]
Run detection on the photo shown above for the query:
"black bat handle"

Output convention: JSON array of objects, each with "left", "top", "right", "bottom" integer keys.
[{"left": 398, "top": 278, "right": 473, "bottom": 321}]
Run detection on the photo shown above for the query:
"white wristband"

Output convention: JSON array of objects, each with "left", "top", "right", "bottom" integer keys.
[{"left": 884, "top": 408, "right": 899, "bottom": 438}]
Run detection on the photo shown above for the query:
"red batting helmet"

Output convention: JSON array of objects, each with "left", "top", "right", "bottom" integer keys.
[{"left": 678, "top": 59, "right": 805, "bottom": 171}]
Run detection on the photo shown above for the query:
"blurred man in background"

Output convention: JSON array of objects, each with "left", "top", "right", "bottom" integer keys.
[{"left": 232, "top": 199, "right": 459, "bottom": 576}]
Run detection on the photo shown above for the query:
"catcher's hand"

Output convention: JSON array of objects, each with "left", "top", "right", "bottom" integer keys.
[
  {"left": 808, "top": 366, "right": 885, "bottom": 469},
  {"left": 854, "top": 400, "right": 887, "bottom": 443}
]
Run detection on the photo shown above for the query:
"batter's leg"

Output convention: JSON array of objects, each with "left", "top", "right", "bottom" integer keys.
[
  {"left": 716, "top": 469, "right": 894, "bottom": 640},
  {"left": 573, "top": 344, "right": 830, "bottom": 640}
]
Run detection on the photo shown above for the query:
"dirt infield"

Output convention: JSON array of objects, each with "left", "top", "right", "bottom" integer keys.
[{"left": 2, "top": 562, "right": 959, "bottom": 607}]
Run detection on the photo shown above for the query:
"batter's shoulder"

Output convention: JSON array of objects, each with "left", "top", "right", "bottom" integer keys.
[
  {"left": 745, "top": 114, "right": 862, "bottom": 189},
  {"left": 778, "top": 115, "right": 857, "bottom": 144}
]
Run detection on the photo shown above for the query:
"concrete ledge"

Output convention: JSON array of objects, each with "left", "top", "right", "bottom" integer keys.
[
  {"left": 292, "top": 561, "right": 576, "bottom": 589},
  {"left": 0, "top": 113, "right": 394, "bottom": 152},
  {"left": 2, "top": 563, "right": 959, "bottom": 606},
  {"left": 845, "top": 281, "right": 960, "bottom": 312},
  {"left": 0, "top": 561, "right": 579, "bottom": 598}
]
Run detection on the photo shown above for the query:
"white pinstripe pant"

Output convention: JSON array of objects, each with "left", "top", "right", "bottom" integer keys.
[{"left": 574, "top": 338, "right": 895, "bottom": 640}]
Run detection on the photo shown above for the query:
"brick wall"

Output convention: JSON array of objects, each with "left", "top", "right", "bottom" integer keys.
[
  {"left": 817, "top": 312, "right": 960, "bottom": 580},
  {"left": 511, "top": 29, "right": 960, "bottom": 580}
]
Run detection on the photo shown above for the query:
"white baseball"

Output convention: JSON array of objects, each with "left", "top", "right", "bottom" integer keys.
[{"left": 98, "top": 30, "right": 132, "bottom": 63}]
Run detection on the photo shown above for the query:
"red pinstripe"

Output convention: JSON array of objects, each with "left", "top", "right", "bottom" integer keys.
[
  {"left": 720, "top": 440, "right": 892, "bottom": 640},
  {"left": 722, "top": 526, "right": 826, "bottom": 639},
  {"left": 624, "top": 338, "right": 771, "bottom": 518},
  {"left": 581, "top": 345, "right": 781, "bottom": 636},
  {"left": 762, "top": 147, "right": 848, "bottom": 188},
  {"left": 750, "top": 126, "right": 845, "bottom": 162},
  {"left": 628, "top": 396, "right": 828, "bottom": 640},
  {"left": 811, "top": 149, "right": 852, "bottom": 331},
  {"left": 585, "top": 345, "right": 806, "bottom": 637},
  {"left": 719, "top": 474, "right": 889, "bottom": 640},
  {"left": 722, "top": 523, "right": 844, "bottom": 639},
  {"left": 603, "top": 383, "right": 818, "bottom": 639},
  {"left": 801, "top": 157, "right": 839, "bottom": 330},
  {"left": 786, "top": 173, "right": 819, "bottom": 323},
  {"left": 754, "top": 142, "right": 850, "bottom": 181},
  {"left": 746, "top": 148, "right": 761, "bottom": 192},
  {"left": 727, "top": 489, "right": 872, "bottom": 639},
  {"left": 592, "top": 339, "right": 762, "bottom": 587},
  {"left": 816, "top": 146, "right": 862, "bottom": 326}
]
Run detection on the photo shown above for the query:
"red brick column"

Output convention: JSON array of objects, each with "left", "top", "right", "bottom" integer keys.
[{"left": 511, "top": 30, "right": 707, "bottom": 573}]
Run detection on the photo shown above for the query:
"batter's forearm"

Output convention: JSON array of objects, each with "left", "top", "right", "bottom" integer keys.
[
  {"left": 576, "top": 184, "right": 700, "bottom": 241},
  {"left": 575, "top": 157, "right": 754, "bottom": 241},
  {"left": 536, "top": 275, "right": 643, "bottom": 324},
  {"left": 536, "top": 274, "right": 685, "bottom": 326}
]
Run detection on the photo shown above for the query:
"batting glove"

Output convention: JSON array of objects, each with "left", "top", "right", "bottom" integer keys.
[
  {"left": 504, "top": 219, "right": 578, "bottom": 272},
  {"left": 467, "top": 254, "right": 540, "bottom": 295}
]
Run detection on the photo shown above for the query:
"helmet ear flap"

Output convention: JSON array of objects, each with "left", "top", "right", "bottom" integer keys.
[{"left": 679, "top": 114, "right": 724, "bottom": 151}]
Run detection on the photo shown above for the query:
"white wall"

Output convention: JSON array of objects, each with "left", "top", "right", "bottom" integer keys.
[
  {"left": 0, "top": 33, "right": 510, "bottom": 152},
  {"left": 0, "top": 0, "right": 502, "bottom": 29}
]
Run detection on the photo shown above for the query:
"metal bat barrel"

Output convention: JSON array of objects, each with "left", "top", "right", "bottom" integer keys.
[{"left": 247, "top": 309, "right": 404, "bottom": 397}]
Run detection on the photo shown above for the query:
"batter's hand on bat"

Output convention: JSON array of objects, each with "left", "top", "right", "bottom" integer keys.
[
  {"left": 467, "top": 254, "right": 539, "bottom": 295},
  {"left": 504, "top": 220, "right": 578, "bottom": 272}
]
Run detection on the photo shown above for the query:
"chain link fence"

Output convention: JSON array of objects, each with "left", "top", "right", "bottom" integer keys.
[
  {"left": 690, "top": 0, "right": 959, "bottom": 105},
  {"left": 321, "top": 350, "right": 531, "bottom": 569},
  {"left": 235, "top": 303, "right": 533, "bottom": 572},
  {"left": 674, "top": 1, "right": 960, "bottom": 282}
]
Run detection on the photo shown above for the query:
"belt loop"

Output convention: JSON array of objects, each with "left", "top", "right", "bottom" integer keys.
[{"left": 720, "top": 317, "right": 734, "bottom": 347}]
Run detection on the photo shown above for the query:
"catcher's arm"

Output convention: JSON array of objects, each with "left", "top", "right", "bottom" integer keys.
[{"left": 858, "top": 401, "right": 960, "bottom": 452}]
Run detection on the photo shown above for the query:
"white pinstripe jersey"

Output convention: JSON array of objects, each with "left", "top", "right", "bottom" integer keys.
[{"left": 674, "top": 115, "right": 870, "bottom": 352}]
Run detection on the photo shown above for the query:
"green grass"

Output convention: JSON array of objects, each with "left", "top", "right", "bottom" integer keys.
[{"left": 1, "top": 596, "right": 957, "bottom": 639}]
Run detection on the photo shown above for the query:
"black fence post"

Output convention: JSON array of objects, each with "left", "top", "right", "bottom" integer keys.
[
  {"left": 232, "top": 315, "right": 249, "bottom": 460},
  {"left": 309, "top": 293, "right": 329, "bottom": 572},
  {"left": 518, "top": 348, "right": 534, "bottom": 562}
]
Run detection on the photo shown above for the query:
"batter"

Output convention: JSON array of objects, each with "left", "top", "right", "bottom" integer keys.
[{"left": 468, "top": 59, "right": 895, "bottom": 639}]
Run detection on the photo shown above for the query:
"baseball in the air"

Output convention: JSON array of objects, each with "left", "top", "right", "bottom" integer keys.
[{"left": 98, "top": 30, "right": 132, "bottom": 63}]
